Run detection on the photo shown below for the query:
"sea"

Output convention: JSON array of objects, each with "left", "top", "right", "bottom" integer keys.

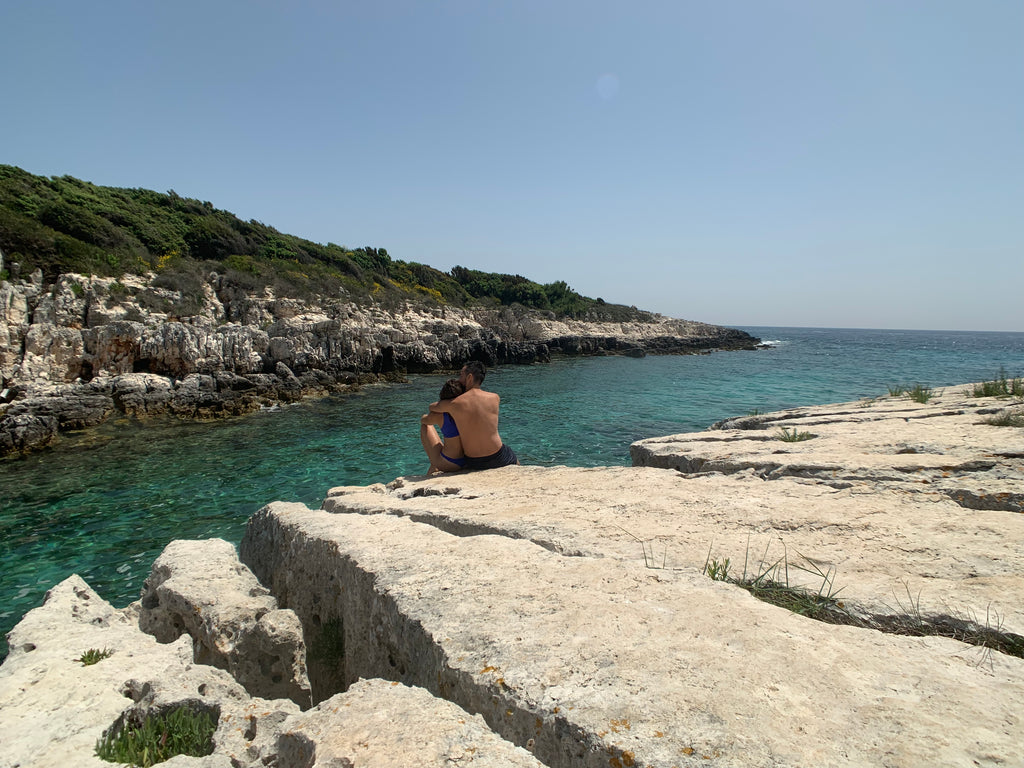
[{"left": 2, "top": 325, "right": 1023, "bottom": 657}]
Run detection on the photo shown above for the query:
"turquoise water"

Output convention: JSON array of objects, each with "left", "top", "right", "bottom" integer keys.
[{"left": 2, "top": 326, "right": 1023, "bottom": 656}]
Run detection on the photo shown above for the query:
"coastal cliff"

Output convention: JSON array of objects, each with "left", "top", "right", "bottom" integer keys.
[
  {"left": 0, "top": 268, "right": 759, "bottom": 456},
  {"left": 2, "top": 384, "right": 1022, "bottom": 767}
]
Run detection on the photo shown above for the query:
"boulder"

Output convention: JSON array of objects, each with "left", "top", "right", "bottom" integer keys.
[
  {"left": 138, "top": 538, "right": 311, "bottom": 707},
  {"left": 82, "top": 319, "right": 145, "bottom": 374},
  {"left": 1, "top": 573, "right": 554, "bottom": 767},
  {"left": 19, "top": 323, "right": 85, "bottom": 382},
  {"left": 0, "top": 575, "right": 300, "bottom": 768},
  {"left": 276, "top": 679, "right": 548, "bottom": 767}
]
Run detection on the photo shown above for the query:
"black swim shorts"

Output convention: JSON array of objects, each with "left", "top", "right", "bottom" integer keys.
[{"left": 464, "top": 444, "right": 519, "bottom": 470}]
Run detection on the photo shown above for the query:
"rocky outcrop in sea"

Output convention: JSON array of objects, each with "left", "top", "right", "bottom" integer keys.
[{"left": 0, "top": 269, "right": 759, "bottom": 455}]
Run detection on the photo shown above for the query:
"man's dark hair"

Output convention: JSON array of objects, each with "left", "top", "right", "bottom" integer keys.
[{"left": 463, "top": 360, "right": 487, "bottom": 384}]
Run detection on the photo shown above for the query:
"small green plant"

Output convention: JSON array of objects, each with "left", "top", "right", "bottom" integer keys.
[
  {"left": 887, "top": 385, "right": 906, "bottom": 397},
  {"left": 96, "top": 706, "right": 217, "bottom": 767},
  {"left": 906, "top": 384, "right": 936, "bottom": 403},
  {"left": 70, "top": 281, "right": 85, "bottom": 297},
  {"left": 777, "top": 426, "right": 815, "bottom": 442},
  {"left": 77, "top": 648, "right": 113, "bottom": 666},
  {"left": 746, "top": 408, "right": 762, "bottom": 416},
  {"left": 703, "top": 557, "right": 731, "bottom": 581},
  {"left": 983, "top": 409, "right": 1024, "bottom": 428},
  {"left": 971, "top": 368, "right": 1024, "bottom": 398}
]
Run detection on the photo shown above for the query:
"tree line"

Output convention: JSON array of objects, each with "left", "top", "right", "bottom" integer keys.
[{"left": 0, "top": 164, "right": 650, "bottom": 321}]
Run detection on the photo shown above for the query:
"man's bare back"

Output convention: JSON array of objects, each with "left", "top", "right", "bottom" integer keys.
[
  {"left": 428, "top": 362, "right": 518, "bottom": 469},
  {"left": 433, "top": 387, "right": 502, "bottom": 457}
]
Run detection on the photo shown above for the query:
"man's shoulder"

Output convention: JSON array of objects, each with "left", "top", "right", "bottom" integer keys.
[{"left": 458, "top": 388, "right": 499, "bottom": 407}]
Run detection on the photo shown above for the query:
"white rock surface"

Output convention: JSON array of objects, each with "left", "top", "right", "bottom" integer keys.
[
  {"left": 241, "top": 497, "right": 1024, "bottom": 768},
  {"left": 139, "top": 538, "right": 312, "bottom": 707},
  {"left": 6, "top": 384, "right": 1022, "bottom": 767},
  {"left": 632, "top": 385, "right": 1024, "bottom": 514},
  {"left": 276, "top": 679, "right": 548, "bottom": 767},
  {"left": 0, "top": 575, "right": 300, "bottom": 768},
  {"left": 240, "top": 389, "right": 1024, "bottom": 767},
  {"left": 1, "top": 573, "right": 548, "bottom": 768}
]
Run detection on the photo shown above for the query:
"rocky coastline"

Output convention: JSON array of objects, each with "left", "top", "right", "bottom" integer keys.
[
  {"left": 2, "top": 384, "right": 1022, "bottom": 767},
  {"left": 0, "top": 268, "right": 759, "bottom": 456}
]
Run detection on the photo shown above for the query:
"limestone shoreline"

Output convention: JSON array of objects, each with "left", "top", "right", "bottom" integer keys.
[
  {"left": 0, "top": 270, "right": 759, "bottom": 456},
  {"left": 1, "top": 383, "right": 1022, "bottom": 767}
]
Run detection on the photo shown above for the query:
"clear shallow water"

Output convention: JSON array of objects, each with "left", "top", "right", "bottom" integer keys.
[{"left": 2, "top": 326, "right": 1023, "bottom": 656}]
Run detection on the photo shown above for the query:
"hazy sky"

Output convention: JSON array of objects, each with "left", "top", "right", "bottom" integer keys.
[{"left": 3, "top": 1, "right": 1021, "bottom": 331}]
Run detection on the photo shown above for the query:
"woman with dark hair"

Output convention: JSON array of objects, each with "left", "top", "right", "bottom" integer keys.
[{"left": 420, "top": 378, "right": 466, "bottom": 473}]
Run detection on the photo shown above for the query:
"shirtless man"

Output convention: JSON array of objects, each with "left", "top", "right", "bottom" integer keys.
[{"left": 426, "top": 361, "right": 518, "bottom": 470}]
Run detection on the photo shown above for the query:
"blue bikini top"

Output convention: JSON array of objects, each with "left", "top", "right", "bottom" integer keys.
[{"left": 441, "top": 412, "right": 459, "bottom": 439}]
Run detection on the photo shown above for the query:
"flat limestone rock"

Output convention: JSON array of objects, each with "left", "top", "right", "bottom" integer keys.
[
  {"left": 319, "top": 462, "right": 1024, "bottom": 636},
  {"left": 241, "top": 500, "right": 1024, "bottom": 768},
  {"left": 277, "top": 678, "right": 548, "bottom": 767},
  {"left": 631, "top": 385, "right": 1024, "bottom": 513}
]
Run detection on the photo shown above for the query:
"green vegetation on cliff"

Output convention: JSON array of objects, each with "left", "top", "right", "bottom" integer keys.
[{"left": 0, "top": 165, "right": 652, "bottom": 322}]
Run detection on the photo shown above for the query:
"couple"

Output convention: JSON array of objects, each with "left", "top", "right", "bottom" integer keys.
[{"left": 420, "top": 361, "right": 518, "bottom": 473}]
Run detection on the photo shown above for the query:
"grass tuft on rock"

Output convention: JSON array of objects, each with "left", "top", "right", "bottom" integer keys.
[
  {"left": 983, "top": 408, "right": 1024, "bottom": 428},
  {"left": 888, "top": 383, "right": 938, "bottom": 403},
  {"left": 704, "top": 542, "right": 1024, "bottom": 660},
  {"left": 777, "top": 426, "right": 815, "bottom": 442},
  {"left": 971, "top": 369, "right": 1024, "bottom": 399},
  {"left": 906, "top": 384, "right": 936, "bottom": 403},
  {"left": 76, "top": 648, "right": 113, "bottom": 666},
  {"left": 96, "top": 706, "right": 217, "bottom": 767}
]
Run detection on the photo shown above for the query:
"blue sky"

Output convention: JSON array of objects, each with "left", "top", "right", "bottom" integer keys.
[{"left": 2, "top": 1, "right": 1021, "bottom": 331}]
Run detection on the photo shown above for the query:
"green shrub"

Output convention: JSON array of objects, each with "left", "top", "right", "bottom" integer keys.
[
  {"left": 136, "top": 289, "right": 173, "bottom": 314},
  {"left": 0, "top": 163, "right": 661, "bottom": 318},
  {"left": 96, "top": 706, "right": 217, "bottom": 767}
]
